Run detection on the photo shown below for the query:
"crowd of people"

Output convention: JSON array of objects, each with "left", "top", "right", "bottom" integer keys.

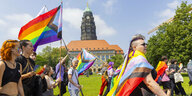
[
  {"left": 0, "top": 34, "right": 191, "bottom": 96},
  {"left": 0, "top": 39, "right": 81, "bottom": 96},
  {"left": 98, "top": 34, "right": 191, "bottom": 96}
]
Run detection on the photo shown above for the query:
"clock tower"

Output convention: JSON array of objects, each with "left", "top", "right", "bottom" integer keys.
[{"left": 81, "top": 4, "right": 97, "bottom": 40}]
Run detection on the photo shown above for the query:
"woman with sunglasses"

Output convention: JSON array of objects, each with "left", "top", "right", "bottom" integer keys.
[
  {"left": 0, "top": 40, "right": 24, "bottom": 96},
  {"left": 123, "top": 34, "right": 166, "bottom": 96}
]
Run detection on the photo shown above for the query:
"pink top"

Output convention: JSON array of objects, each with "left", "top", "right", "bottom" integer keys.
[{"left": 161, "top": 68, "right": 170, "bottom": 82}]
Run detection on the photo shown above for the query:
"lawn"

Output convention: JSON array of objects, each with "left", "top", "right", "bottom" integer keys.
[
  {"left": 53, "top": 73, "right": 192, "bottom": 96},
  {"left": 53, "top": 74, "right": 102, "bottom": 96}
]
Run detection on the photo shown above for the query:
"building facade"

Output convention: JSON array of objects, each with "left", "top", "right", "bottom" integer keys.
[
  {"left": 65, "top": 5, "right": 124, "bottom": 73},
  {"left": 66, "top": 40, "right": 123, "bottom": 73}
]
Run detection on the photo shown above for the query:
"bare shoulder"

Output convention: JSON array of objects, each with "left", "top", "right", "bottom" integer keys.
[{"left": 0, "top": 61, "right": 5, "bottom": 71}]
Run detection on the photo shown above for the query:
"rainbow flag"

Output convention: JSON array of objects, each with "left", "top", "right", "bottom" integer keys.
[
  {"left": 76, "top": 49, "right": 96, "bottom": 75},
  {"left": 18, "top": 3, "right": 62, "bottom": 51},
  {"left": 107, "top": 50, "right": 153, "bottom": 96},
  {"left": 179, "top": 63, "right": 183, "bottom": 69},
  {"left": 155, "top": 61, "right": 168, "bottom": 81},
  {"left": 107, "top": 50, "right": 129, "bottom": 96},
  {"left": 33, "top": 65, "right": 45, "bottom": 75}
]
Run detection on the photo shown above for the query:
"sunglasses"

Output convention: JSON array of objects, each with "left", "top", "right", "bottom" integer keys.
[{"left": 141, "top": 43, "right": 148, "bottom": 46}]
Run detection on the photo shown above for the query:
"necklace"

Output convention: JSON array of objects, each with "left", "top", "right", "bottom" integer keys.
[{"left": 7, "top": 61, "right": 16, "bottom": 68}]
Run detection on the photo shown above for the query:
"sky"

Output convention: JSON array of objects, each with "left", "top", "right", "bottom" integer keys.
[{"left": 0, "top": 0, "right": 191, "bottom": 53}]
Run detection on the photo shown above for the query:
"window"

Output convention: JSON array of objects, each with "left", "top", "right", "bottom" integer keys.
[
  {"left": 106, "top": 55, "right": 109, "bottom": 60},
  {"left": 102, "top": 55, "right": 105, "bottom": 61},
  {"left": 97, "top": 55, "right": 100, "bottom": 59}
]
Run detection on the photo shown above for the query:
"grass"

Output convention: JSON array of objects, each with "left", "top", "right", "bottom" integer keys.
[
  {"left": 53, "top": 74, "right": 102, "bottom": 96},
  {"left": 180, "top": 73, "right": 191, "bottom": 95},
  {"left": 53, "top": 73, "right": 192, "bottom": 96}
]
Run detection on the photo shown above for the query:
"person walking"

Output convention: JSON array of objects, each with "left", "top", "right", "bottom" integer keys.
[
  {"left": 169, "top": 59, "right": 186, "bottom": 96},
  {"left": 157, "top": 56, "right": 174, "bottom": 96},
  {"left": 116, "top": 34, "right": 167, "bottom": 96},
  {"left": 68, "top": 58, "right": 81, "bottom": 96}
]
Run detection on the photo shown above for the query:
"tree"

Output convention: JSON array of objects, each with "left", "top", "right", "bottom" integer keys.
[
  {"left": 35, "top": 46, "right": 69, "bottom": 67},
  {"left": 107, "top": 55, "right": 124, "bottom": 68},
  {"left": 146, "top": 1, "right": 192, "bottom": 67}
]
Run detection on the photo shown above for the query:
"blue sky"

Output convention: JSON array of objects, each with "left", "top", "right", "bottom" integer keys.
[{"left": 0, "top": 0, "right": 191, "bottom": 53}]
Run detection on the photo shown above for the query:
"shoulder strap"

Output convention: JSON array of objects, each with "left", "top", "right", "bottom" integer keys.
[
  {"left": 72, "top": 68, "right": 75, "bottom": 77},
  {"left": 2, "top": 60, "right": 7, "bottom": 67}
]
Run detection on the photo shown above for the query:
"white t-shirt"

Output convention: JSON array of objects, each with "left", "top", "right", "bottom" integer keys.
[{"left": 68, "top": 68, "right": 78, "bottom": 89}]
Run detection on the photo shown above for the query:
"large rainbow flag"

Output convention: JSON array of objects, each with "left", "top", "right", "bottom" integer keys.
[
  {"left": 76, "top": 49, "right": 96, "bottom": 75},
  {"left": 155, "top": 61, "right": 168, "bottom": 81},
  {"left": 18, "top": 3, "right": 62, "bottom": 51},
  {"left": 107, "top": 50, "right": 154, "bottom": 96}
]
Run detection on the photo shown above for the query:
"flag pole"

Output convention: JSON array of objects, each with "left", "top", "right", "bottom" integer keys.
[
  {"left": 59, "top": 39, "right": 62, "bottom": 96},
  {"left": 59, "top": 1, "right": 63, "bottom": 96},
  {"left": 75, "top": 72, "right": 84, "bottom": 96},
  {"left": 62, "top": 39, "right": 73, "bottom": 61}
]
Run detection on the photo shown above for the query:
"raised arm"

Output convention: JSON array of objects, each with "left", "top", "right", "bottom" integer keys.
[
  {"left": 143, "top": 73, "right": 167, "bottom": 96},
  {"left": 60, "top": 54, "right": 68, "bottom": 65}
]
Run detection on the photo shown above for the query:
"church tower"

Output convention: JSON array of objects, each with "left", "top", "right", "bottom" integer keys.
[{"left": 81, "top": 4, "right": 97, "bottom": 40}]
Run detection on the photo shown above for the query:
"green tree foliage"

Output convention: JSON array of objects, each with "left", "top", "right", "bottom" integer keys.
[
  {"left": 107, "top": 55, "right": 124, "bottom": 68},
  {"left": 35, "top": 46, "right": 69, "bottom": 67},
  {"left": 146, "top": 1, "right": 192, "bottom": 67}
]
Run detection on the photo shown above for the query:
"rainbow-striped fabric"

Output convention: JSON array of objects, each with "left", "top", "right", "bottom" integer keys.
[
  {"left": 33, "top": 65, "right": 45, "bottom": 75},
  {"left": 107, "top": 50, "right": 154, "bottom": 96},
  {"left": 76, "top": 49, "right": 96, "bottom": 75},
  {"left": 179, "top": 63, "right": 183, "bottom": 69},
  {"left": 18, "top": 4, "right": 62, "bottom": 51},
  {"left": 155, "top": 61, "right": 168, "bottom": 81}
]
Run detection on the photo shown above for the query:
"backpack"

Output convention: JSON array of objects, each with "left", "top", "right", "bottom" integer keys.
[
  {"left": 52, "top": 68, "right": 68, "bottom": 86},
  {"left": 63, "top": 72, "right": 68, "bottom": 86}
]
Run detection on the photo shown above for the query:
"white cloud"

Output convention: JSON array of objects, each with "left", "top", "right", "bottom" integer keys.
[
  {"left": 5, "top": 14, "right": 33, "bottom": 25},
  {"left": 103, "top": 0, "right": 117, "bottom": 14},
  {"left": 8, "top": 27, "right": 20, "bottom": 36},
  {"left": 159, "top": 9, "right": 175, "bottom": 18},
  {"left": 63, "top": 8, "right": 83, "bottom": 29},
  {"left": 151, "top": 0, "right": 180, "bottom": 28},
  {"left": 94, "top": 16, "right": 116, "bottom": 36},
  {"left": 0, "top": 19, "right": 7, "bottom": 26},
  {"left": 63, "top": 8, "right": 116, "bottom": 37},
  {"left": 167, "top": 0, "right": 180, "bottom": 9},
  {"left": 0, "top": 13, "right": 33, "bottom": 45}
]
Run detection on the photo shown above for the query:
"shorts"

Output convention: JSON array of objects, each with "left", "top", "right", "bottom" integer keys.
[{"left": 161, "top": 81, "right": 171, "bottom": 89}]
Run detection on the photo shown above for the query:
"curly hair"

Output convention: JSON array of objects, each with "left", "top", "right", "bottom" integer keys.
[{"left": 0, "top": 40, "right": 18, "bottom": 61}]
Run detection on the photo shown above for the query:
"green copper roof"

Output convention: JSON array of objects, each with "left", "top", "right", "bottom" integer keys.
[{"left": 84, "top": 3, "right": 91, "bottom": 12}]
